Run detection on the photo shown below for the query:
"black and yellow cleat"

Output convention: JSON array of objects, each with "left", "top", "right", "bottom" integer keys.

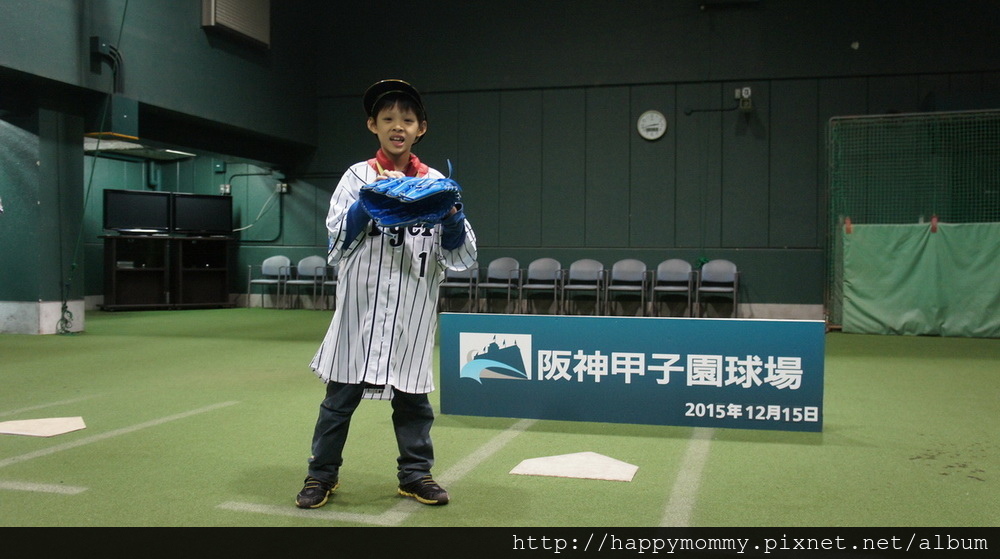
[
  {"left": 398, "top": 475, "right": 449, "bottom": 506},
  {"left": 295, "top": 476, "right": 339, "bottom": 509}
]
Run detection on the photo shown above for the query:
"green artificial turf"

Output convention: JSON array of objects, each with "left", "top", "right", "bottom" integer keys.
[{"left": 1, "top": 309, "right": 997, "bottom": 527}]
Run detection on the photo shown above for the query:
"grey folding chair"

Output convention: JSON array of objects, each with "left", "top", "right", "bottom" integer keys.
[
  {"left": 518, "top": 258, "right": 563, "bottom": 314},
  {"left": 696, "top": 259, "right": 739, "bottom": 318},
  {"left": 246, "top": 255, "right": 290, "bottom": 308},
  {"left": 605, "top": 258, "right": 648, "bottom": 316},
  {"left": 475, "top": 257, "right": 520, "bottom": 313},
  {"left": 282, "top": 255, "right": 327, "bottom": 309},
  {"left": 560, "top": 259, "right": 605, "bottom": 315},
  {"left": 650, "top": 259, "right": 696, "bottom": 317},
  {"left": 439, "top": 264, "right": 478, "bottom": 313}
]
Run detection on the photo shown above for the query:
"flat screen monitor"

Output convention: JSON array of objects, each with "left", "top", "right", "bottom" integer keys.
[
  {"left": 103, "top": 189, "right": 172, "bottom": 233},
  {"left": 172, "top": 193, "right": 233, "bottom": 236}
]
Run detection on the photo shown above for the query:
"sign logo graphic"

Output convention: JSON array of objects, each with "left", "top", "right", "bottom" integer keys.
[{"left": 459, "top": 333, "right": 532, "bottom": 383}]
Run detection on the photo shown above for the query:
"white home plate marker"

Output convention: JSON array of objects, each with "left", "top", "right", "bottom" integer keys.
[
  {"left": 510, "top": 451, "right": 638, "bottom": 482},
  {"left": 0, "top": 417, "right": 86, "bottom": 437}
]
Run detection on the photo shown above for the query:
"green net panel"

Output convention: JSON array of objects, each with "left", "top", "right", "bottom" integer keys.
[{"left": 827, "top": 109, "right": 1000, "bottom": 325}]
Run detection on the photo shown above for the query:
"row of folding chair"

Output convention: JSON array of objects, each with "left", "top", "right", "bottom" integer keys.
[
  {"left": 246, "top": 255, "right": 338, "bottom": 310},
  {"left": 248, "top": 254, "right": 738, "bottom": 316},
  {"left": 439, "top": 257, "right": 740, "bottom": 317}
]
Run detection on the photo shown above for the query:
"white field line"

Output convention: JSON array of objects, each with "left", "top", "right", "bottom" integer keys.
[
  {"left": 216, "top": 501, "right": 402, "bottom": 526},
  {"left": 0, "top": 401, "right": 240, "bottom": 472},
  {"left": 436, "top": 418, "right": 537, "bottom": 487},
  {"left": 660, "top": 427, "right": 714, "bottom": 527},
  {"left": 218, "top": 418, "right": 538, "bottom": 526},
  {"left": 0, "top": 480, "right": 88, "bottom": 495},
  {"left": 0, "top": 395, "right": 98, "bottom": 418}
]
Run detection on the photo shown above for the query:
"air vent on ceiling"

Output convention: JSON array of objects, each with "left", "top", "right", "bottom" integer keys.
[{"left": 202, "top": 0, "right": 270, "bottom": 48}]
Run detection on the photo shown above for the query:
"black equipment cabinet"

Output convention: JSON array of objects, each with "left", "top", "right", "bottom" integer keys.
[
  {"left": 172, "top": 237, "right": 232, "bottom": 308},
  {"left": 102, "top": 235, "right": 234, "bottom": 310},
  {"left": 102, "top": 235, "right": 171, "bottom": 310}
]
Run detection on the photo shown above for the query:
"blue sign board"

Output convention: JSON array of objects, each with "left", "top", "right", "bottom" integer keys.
[{"left": 439, "top": 314, "right": 825, "bottom": 432}]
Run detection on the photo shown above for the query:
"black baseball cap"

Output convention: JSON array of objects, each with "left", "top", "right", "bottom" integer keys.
[{"left": 363, "top": 79, "right": 425, "bottom": 118}]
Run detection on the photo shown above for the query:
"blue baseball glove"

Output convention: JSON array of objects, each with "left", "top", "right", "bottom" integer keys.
[{"left": 359, "top": 176, "right": 463, "bottom": 228}]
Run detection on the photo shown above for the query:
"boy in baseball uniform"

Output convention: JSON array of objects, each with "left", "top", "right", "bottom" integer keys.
[{"left": 296, "top": 79, "right": 477, "bottom": 508}]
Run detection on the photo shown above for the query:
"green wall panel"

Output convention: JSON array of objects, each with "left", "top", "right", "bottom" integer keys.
[
  {"left": 675, "top": 83, "right": 723, "bottom": 249},
  {"left": 585, "top": 87, "right": 630, "bottom": 247},
  {"left": 6, "top": 1, "right": 998, "bottom": 312},
  {"left": 281, "top": 179, "right": 326, "bottom": 248},
  {"left": 0, "top": 117, "right": 41, "bottom": 301},
  {"left": 541, "top": 89, "right": 586, "bottom": 248},
  {"left": 770, "top": 79, "right": 819, "bottom": 248},
  {"left": 309, "top": 97, "right": 370, "bottom": 176},
  {"left": 722, "top": 81, "right": 770, "bottom": 248},
  {"left": 315, "top": 2, "right": 1000, "bottom": 97},
  {"left": 0, "top": 109, "right": 84, "bottom": 303},
  {"left": 629, "top": 85, "right": 677, "bottom": 249},
  {"left": 868, "top": 75, "right": 924, "bottom": 115},
  {"left": 499, "top": 90, "right": 543, "bottom": 247},
  {"left": 419, "top": 92, "right": 460, "bottom": 180},
  {"left": 457, "top": 92, "right": 500, "bottom": 247}
]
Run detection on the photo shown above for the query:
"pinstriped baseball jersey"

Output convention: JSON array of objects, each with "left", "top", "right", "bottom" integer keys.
[{"left": 309, "top": 160, "right": 478, "bottom": 393}]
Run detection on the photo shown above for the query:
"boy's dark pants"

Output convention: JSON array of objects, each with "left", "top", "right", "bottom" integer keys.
[{"left": 308, "top": 381, "right": 435, "bottom": 486}]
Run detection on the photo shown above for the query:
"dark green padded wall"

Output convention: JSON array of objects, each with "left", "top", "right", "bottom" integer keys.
[
  {"left": 0, "top": 0, "right": 317, "bottom": 148},
  {"left": 311, "top": 83, "right": 833, "bottom": 305},
  {"left": 4, "top": 1, "right": 999, "bottom": 311},
  {"left": 770, "top": 80, "right": 819, "bottom": 249},
  {"left": 305, "top": 1, "right": 1000, "bottom": 309},
  {"left": 0, "top": 108, "right": 84, "bottom": 303},
  {"left": 629, "top": 84, "right": 676, "bottom": 249},
  {"left": 675, "top": 83, "right": 723, "bottom": 249},
  {"left": 308, "top": 64, "right": 1000, "bottom": 307},
  {"left": 541, "top": 90, "right": 587, "bottom": 249},
  {"left": 0, "top": 115, "right": 42, "bottom": 302}
]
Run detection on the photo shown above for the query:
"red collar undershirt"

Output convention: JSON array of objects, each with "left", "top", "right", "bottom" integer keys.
[{"left": 369, "top": 149, "right": 429, "bottom": 178}]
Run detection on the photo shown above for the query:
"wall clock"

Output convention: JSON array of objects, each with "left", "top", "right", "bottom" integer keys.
[{"left": 637, "top": 110, "right": 667, "bottom": 140}]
